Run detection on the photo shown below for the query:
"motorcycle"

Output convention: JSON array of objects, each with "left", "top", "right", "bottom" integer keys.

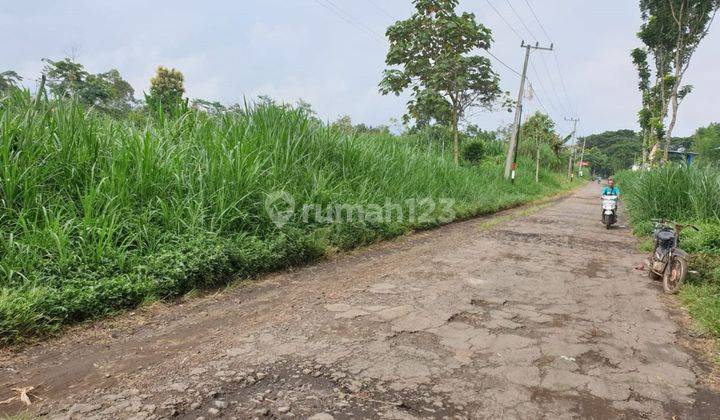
[
  {"left": 648, "top": 220, "right": 698, "bottom": 294},
  {"left": 601, "top": 194, "right": 618, "bottom": 229}
]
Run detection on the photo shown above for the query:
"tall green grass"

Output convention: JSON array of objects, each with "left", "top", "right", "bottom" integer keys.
[
  {"left": 617, "top": 164, "right": 720, "bottom": 336},
  {"left": 618, "top": 165, "right": 720, "bottom": 229},
  {"left": 0, "top": 90, "right": 575, "bottom": 344}
]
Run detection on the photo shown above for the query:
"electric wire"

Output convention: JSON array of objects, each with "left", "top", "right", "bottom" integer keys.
[
  {"left": 509, "top": 0, "right": 576, "bottom": 119},
  {"left": 504, "top": 0, "right": 538, "bottom": 42},
  {"left": 514, "top": 0, "right": 577, "bottom": 117},
  {"left": 528, "top": 62, "right": 562, "bottom": 120},
  {"left": 485, "top": 50, "right": 522, "bottom": 77},
  {"left": 365, "top": 0, "right": 396, "bottom": 21},
  {"left": 521, "top": 0, "right": 553, "bottom": 43},
  {"left": 486, "top": 0, "right": 524, "bottom": 41},
  {"left": 313, "top": 0, "right": 385, "bottom": 44}
]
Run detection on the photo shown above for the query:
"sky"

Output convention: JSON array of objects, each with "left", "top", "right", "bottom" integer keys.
[{"left": 1, "top": 0, "right": 718, "bottom": 137}]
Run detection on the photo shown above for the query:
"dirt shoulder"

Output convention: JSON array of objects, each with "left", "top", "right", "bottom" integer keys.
[{"left": 1, "top": 183, "right": 718, "bottom": 419}]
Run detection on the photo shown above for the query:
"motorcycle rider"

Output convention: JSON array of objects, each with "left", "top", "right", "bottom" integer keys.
[
  {"left": 601, "top": 178, "right": 620, "bottom": 220},
  {"left": 602, "top": 177, "right": 620, "bottom": 196}
]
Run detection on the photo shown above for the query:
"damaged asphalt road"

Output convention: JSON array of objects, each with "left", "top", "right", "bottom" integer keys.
[{"left": 1, "top": 183, "right": 718, "bottom": 419}]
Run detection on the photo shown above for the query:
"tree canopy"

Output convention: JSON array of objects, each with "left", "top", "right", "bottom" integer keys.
[
  {"left": 42, "top": 58, "right": 135, "bottom": 116},
  {"left": 0, "top": 71, "right": 22, "bottom": 94},
  {"left": 692, "top": 123, "right": 720, "bottom": 163},
  {"left": 147, "top": 66, "right": 185, "bottom": 111}
]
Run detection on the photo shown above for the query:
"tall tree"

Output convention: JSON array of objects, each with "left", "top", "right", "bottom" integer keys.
[
  {"left": 631, "top": 48, "right": 666, "bottom": 163},
  {"left": 634, "top": 0, "right": 719, "bottom": 161},
  {"left": 0, "top": 71, "right": 22, "bottom": 93},
  {"left": 379, "top": 0, "right": 504, "bottom": 164},
  {"left": 147, "top": 66, "right": 185, "bottom": 111}
]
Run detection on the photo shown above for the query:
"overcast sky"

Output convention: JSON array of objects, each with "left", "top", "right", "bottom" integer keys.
[{"left": 2, "top": 0, "right": 718, "bottom": 137}]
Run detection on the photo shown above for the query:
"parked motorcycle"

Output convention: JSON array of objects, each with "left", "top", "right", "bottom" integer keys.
[
  {"left": 601, "top": 194, "right": 618, "bottom": 229},
  {"left": 648, "top": 220, "right": 698, "bottom": 294}
]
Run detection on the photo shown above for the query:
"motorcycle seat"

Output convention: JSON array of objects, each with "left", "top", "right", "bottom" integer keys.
[{"left": 657, "top": 230, "right": 675, "bottom": 241}]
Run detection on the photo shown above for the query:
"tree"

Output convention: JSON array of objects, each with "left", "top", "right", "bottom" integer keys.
[
  {"left": 42, "top": 58, "right": 135, "bottom": 116},
  {"left": 379, "top": 0, "right": 504, "bottom": 164},
  {"left": 583, "top": 147, "right": 611, "bottom": 177},
  {"left": 332, "top": 115, "right": 354, "bottom": 133},
  {"left": 84, "top": 70, "right": 135, "bottom": 116},
  {"left": 147, "top": 66, "right": 185, "bottom": 111},
  {"left": 634, "top": 0, "right": 719, "bottom": 161},
  {"left": 520, "top": 112, "right": 557, "bottom": 182},
  {"left": 692, "top": 122, "right": 720, "bottom": 163},
  {"left": 579, "top": 130, "right": 642, "bottom": 174},
  {"left": 0, "top": 71, "right": 22, "bottom": 93},
  {"left": 43, "top": 58, "right": 88, "bottom": 99},
  {"left": 465, "top": 124, "right": 497, "bottom": 142},
  {"left": 631, "top": 48, "right": 666, "bottom": 163}
]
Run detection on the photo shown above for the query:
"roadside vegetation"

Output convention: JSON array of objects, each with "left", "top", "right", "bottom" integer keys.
[
  {"left": 0, "top": 89, "right": 578, "bottom": 344},
  {"left": 618, "top": 165, "right": 720, "bottom": 338},
  {"left": 0, "top": 0, "right": 588, "bottom": 345}
]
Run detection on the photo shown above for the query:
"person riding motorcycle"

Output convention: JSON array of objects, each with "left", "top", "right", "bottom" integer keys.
[
  {"left": 601, "top": 178, "right": 620, "bottom": 220},
  {"left": 602, "top": 178, "right": 620, "bottom": 197}
]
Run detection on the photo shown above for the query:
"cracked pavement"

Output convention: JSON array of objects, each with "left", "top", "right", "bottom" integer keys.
[{"left": 1, "top": 183, "right": 718, "bottom": 419}]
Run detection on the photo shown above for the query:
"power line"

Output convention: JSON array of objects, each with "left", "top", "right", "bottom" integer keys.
[
  {"left": 514, "top": 0, "right": 576, "bottom": 117},
  {"left": 552, "top": 52, "right": 577, "bottom": 117},
  {"left": 528, "top": 62, "right": 562, "bottom": 119},
  {"left": 522, "top": 0, "right": 553, "bottom": 43},
  {"left": 505, "top": 0, "right": 575, "bottom": 118},
  {"left": 538, "top": 54, "right": 570, "bottom": 116},
  {"left": 484, "top": 1, "right": 563, "bottom": 120},
  {"left": 313, "top": 0, "right": 385, "bottom": 44},
  {"left": 365, "top": 0, "right": 396, "bottom": 21},
  {"left": 504, "top": 0, "right": 538, "bottom": 42},
  {"left": 486, "top": 0, "right": 523, "bottom": 40},
  {"left": 323, "top": 0, "right": 384, "bottom": 39},
  {"left": 485, "top": 49, "right": 522, "bottom": 77}
]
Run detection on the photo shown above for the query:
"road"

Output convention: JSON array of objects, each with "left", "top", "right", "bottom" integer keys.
[{"left": 1, "top": 183, "right": 718, "bottom": 419}]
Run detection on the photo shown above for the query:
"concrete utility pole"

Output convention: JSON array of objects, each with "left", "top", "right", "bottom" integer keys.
[
  {"left": 565, "top": 117, "right": 580, "bottom": 180},
  {"left": 578, "top": 135, "right": 588, "bottom": 177},
  {"left": 504, "top": 41, "right": 554, "bottom": 182}
]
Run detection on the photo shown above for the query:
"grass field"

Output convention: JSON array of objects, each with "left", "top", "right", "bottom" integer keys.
[
  {"left": 618, "top": 165, "right": 720, "bottom": 338},
  {"left": 0, "top": 91, "right": 578, "bottom": 344}
]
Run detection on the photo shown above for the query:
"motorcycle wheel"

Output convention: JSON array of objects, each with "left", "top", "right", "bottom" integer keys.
[
  {"left": 663, "top": 257, "right": 688, "bottom": 294},
  {"left": 605, "top": 215, "right": 612, "bottom": 230}
]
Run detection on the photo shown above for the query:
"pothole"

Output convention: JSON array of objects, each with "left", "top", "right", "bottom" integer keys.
[{"left": 576, "top": 350, "right": 621, "bottom": 374}]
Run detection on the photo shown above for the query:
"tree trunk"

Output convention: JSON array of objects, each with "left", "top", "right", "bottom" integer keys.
[
  {"left": 664, "top": 45, "right": 684, "bottom": 162},
  {"left": 665, "top": 88, "right": 680, "bottom": 162},
  {"left": 452, "top": 107, "right": 459, "bottom": 165},
  {"left": 535, "top": 144, "right": 540, "bottom": 183}
]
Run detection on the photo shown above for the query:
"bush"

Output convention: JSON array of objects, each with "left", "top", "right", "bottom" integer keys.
[{"left": 462, "top": 140, "right": 485, "bottom": 164}]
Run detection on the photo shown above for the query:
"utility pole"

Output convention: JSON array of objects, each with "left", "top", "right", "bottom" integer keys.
[
  {"left": 565, "top": 117, "right": 580, "bottom": 180},
  {"left": 504, "top": 41, "right": 554, "bottom": 182},
  {"left": 578, "top": 135, "right": 587, "bottom": 178}
]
